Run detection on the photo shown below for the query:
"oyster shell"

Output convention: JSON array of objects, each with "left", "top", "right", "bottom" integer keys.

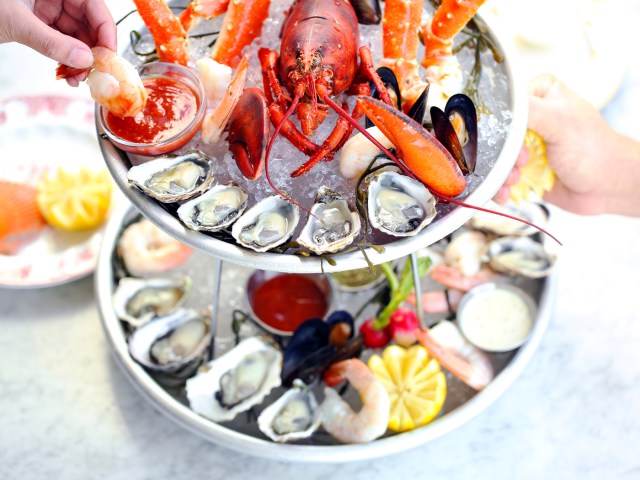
[
  {"left": 486, "top": 236, "right": 556, "bottom": 278},
  {"left": 186, "top": 337, "right": 282, "bottom": 422},
  {"left": 470, "top": 201, "right": 549, "bottom": 236},
  {"left": 177, "top": 183, "right": 248, "bottom": 232},
  {"left": 113, "top": 276, "right": 191, "bottom": 328},
  {"left": 367, "top": 171, "right": 436, "bottom": 236},
  {"left": 296, "top": 186, "right": 361, "bottom": 255},
  {"left": 127, "top": 150, "right": 214, "bottom": 202},
  {"left": 231, "top": 196, "right": 300, "bottom": 252},
  {"left": 128, "top": 309, "right": 210, "bottom": 372},
  {"left": 257, "top": 380, "right": 321, "bottom": 443}
]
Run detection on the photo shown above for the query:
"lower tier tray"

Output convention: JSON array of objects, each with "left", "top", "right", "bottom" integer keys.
[{"left": 96, "top": 201, "right": 556, "bottom": 462}]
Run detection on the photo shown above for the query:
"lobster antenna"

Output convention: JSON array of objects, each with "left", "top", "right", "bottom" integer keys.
[{"left": 320, "top": 92, "right": 562, "bottom": 246}]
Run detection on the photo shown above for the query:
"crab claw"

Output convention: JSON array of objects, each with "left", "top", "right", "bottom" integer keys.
[
  {"left": 356, "top": 95, "right": 466, "bottom": 197},
  {"left": 227, "top": 87, "right": 269, "bottom": 180}
]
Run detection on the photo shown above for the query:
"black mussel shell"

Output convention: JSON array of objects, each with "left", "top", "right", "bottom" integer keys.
[
  {"left": 352, "top": 0, "right": 381, "bottom": 24},
  {"left": 444, "top": 94, "right": 478, "bottom": 173},
  {"left": 366, "top": 67, "right": 402, "bottom": 128},
  {"left": 281, "top": 318, "right": 329, "bottom": 385},
  {"left": 326, "top": 310, "right": 355, "bottom": 346},
  {"left": 431, "top": 106, "right": 469, "bottom": 175},
  {"left": 407, "top": 84, "right": 429, "bottom": 125}
]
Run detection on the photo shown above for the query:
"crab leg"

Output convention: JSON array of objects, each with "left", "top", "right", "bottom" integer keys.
[
  {"left": 179, "top": 0, "right": 230, "bottom": 31},
  {"left": 210, "top": 0, "right": 271, "bottom": 68},
  {"left": 133, "top": 0, "right": 189, "bottom": 66},
  {"left": 380, "top": 0, "right": 426, "bottom": 112}
]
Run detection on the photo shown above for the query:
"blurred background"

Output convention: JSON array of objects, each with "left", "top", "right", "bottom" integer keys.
[{"left": 1, "top": 1, "right": 639, "bottom": 479}]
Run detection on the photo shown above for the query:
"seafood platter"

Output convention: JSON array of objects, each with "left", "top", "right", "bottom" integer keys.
[
  {"left": 96, "top": 200, "right": 557, "bottom": 461},
  {"left": 86, "top": 0, "right": 531, "bottom": 273}
]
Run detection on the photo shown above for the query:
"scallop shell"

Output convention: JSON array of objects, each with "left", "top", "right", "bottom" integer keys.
[
  {"left": 257, "top": 380, "right": 321, "bottom": 443},
  {"left": 231, "top": 195, "right": 300, "bottom": 252},
  {"left": 177, "top": 183, "right": 248, "bottom": 232},
  {"left": 113, "top": 276, "right": 191, "bottom": 328},
  {"left": 486, "top": 236, "right": 556, "bottom": 278},
  {"left": 367, "top": 171, "right": 436, "bottom": 237},
  {"left": 186, "top": 337, "right": 282, "bottom": 422},
  {"left": 127, "top": 150, "right": 214, "bottom": 202},
  {"left": 128, "top": 308, "right": 210, "bottom": 373},
  {"left": 296, "top": 186, "right": 361, "bottom": 255}
]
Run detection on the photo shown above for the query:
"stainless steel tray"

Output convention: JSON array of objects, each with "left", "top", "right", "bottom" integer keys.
[
  {"left": 97, "top": 7, "right": 528, "bottom": 273},
  {"left": 96, "top": 202, "right": 556, "bottom": 462}
]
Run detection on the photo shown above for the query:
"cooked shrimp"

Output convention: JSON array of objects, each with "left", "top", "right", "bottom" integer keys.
[
  {"left": 430, "top": 264, "right": 501, "bottom": 292},
  {"left": 56, "top": 47, "right": 148, "bottom": 118},
  {"left": 321, "top": 359, "right": 390, "bottom": 444},
  {"left": 117, "top": 219, "right": 193, "bottom": 277},
  {"left": 201, "top": 55, "right": 249, "bottom": 144},
  {"left": 406, "top": 289, "right": 464, "bottom": 315},
  {"left": 415, "top": 321, "right": 494, "bottom": 391}
]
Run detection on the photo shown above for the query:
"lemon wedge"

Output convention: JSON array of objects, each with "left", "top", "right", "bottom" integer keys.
[
  {"left": 368, "top": 344, "right": 447, "bottom": 432},
  {"left": 36, "top": 167, "right": 113, "bottom": 231},
  {"left": 510, "top": 130, "right": 556, "bottom": 204}
]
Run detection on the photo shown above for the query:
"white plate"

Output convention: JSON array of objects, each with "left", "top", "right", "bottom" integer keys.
[{"left": 0, "top": 95, "right": 123, "bottom": 288}]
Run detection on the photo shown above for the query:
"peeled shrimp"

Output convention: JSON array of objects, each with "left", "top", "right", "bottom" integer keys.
[
  {"left": 321, "top": 359, "right": 390, "bottom": 444},
  {"left": 117, "top": 219, "right": 193, "bottom": 277},
  {"left": 56, "top": 47, "right": 148, "bottom": 118},
  {"left": 415, "top": 321, "right": 494, "bottom": 391},
  {"left": 201, "top": 55, "right": 249, "bottom": 144},
  {"left": 430, "top": 264, "right": 501, "bottom": 292}
]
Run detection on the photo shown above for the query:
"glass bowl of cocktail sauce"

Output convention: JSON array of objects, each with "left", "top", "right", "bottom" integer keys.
[
  {"left": 245, "top": 270, "right": 334, "bottom": 336},
  {"left": 99, "top": 62, "right": 206, "bottom": 157}
]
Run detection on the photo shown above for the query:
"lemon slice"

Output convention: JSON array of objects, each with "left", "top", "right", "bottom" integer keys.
[
  {"left": 36, "top": 167, "right": 113, "bottom": 231},
  {"left": 509, "top": 129, "right": 556, "bottom": 204},
  {"left": 368, "top": 344, "right": 447, "bottom": 432}
]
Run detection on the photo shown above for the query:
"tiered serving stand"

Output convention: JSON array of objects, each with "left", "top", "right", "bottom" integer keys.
[{"left": 95, "top": 8, "right": 556, "bottom": 462}]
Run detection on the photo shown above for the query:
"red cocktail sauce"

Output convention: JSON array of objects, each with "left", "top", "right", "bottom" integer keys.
[
  {"left": 105, "top": 77, "right": 198, "bottom": 145},
  {"left": 251, "top": 274, "right": 329, "bottom": 333}
]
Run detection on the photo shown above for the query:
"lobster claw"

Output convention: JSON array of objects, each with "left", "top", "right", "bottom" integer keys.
[
  {"left": 356, "top": 95, "right": 466, "bottom": 197},
  {"left": 227, "top": 87, "right": 269, "bottom": 180}
]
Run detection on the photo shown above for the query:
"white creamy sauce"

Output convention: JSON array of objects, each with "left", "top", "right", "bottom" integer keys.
[{"left": 460, "top": 288, "right": 533, "bottom": 351}]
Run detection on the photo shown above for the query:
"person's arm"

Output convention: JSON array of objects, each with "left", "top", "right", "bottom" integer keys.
[
  {"left": 500, "top": 74, "right": 640, "bottom": 216},
  {"left": 0, "top": 0, "right": 116, "bottom": 84}
]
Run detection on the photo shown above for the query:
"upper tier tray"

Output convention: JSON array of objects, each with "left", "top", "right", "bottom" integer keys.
[{"left": 98, "top": 5, "right": 527, "bottom": 273}]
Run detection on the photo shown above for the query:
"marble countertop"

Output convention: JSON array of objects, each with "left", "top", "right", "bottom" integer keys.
[{"left": 1, "top": 2, "right": 640, "bottom": 479}]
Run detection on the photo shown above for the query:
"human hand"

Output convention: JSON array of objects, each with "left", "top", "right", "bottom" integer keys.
[
  {"left": 497, "top": 74, "right": 640, "bottom": 216},
  {"left": 0, "top": 0, "right": 116, "bottom": 85}
]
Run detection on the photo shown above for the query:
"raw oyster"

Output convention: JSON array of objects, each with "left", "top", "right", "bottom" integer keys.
[
  {"left": 257, "top": 380, "right": 321, "bottom": 443},
  {"left": 127, "top": 150, "right": 214, "bottom": 202},
  {"left": 128, "top": 309, "right": 210, "bottom": 372},
  {"left": 470, "top": 201, "right": 549, "bottom": 236},
  {"left": 296, "top": 186, "right": 361, "bottom": 254},
  {"left": 177, "top": 183, "right": 248, "bottom": 232},
  {"left": 231, "top": 196, "right": 300, "bottom": 252},
  {"left": 113, "top": 276, "right": 191, "bottom": 328},
  {"left": 367, "top": 171, "right": 436, "bottom": 236},
  {"left": 186, "top": 337, "right": 282, "bottom": 422},
  {"left": 486, "top": 236, "right": 556, "bottom": 278}
]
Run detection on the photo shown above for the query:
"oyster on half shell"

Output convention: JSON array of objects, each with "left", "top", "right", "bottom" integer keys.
[
  {"left": 128, "top": 308, "right": 210, "bottom": 372},
  {"left": 296, "top": 186, "right": 361, "bottom": 255},
  {"left": 186, "top": 337, "right": 282, "bottom": 422},
  {"left": 113, "top": 276, "right": 191, "bottom": 328},
  {"left": 367, "top": 171, "right": 436, "bottom": 237},
  {"left": 486, "top": 236, "right": 556, "bottom": 278},
  {"left": 127, "top": 150, "right": 214, "bottom": 202},
  {"left": 470, "top": 201, "right": 549, "bottom": 237},
  {"left": 257, "top": 379, "right": 321, "bottom": 443},
  {"left": 177, "top": 183, "right": 248, "bottom": 232},
  {"left": 231, "top": 195, "right": 300, "bottom": 252}
]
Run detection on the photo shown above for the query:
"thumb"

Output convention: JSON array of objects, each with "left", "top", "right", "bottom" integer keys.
[{"left": 17, "top": 13, "right": 93, "bottom": 68}]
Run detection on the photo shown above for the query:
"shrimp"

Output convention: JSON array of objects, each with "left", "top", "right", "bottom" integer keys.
[
  {"left": 117, "top": 219, "right": 193, "bottom": 277},
  {"left": 430, "top": 264, "right": 501, "bottom": 292},
  {"left": 415, "top": 321, "right": 494, "bottom": 391},
  {"left": 406, "top": 289, "right": 464, "bottom": 315},
  {"left": 320, "top": 359, "right": 390, "bottom": 444},
  {"left": 56, "top": 47, "right": 148, "bottom": 118},
  {"left": 201, "top": 55, "right": 249, "bottom": 144}
]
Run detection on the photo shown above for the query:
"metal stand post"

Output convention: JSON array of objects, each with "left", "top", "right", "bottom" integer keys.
[
  {"left": 409, "top": 252, "right": 425, "bottom": 327},
  {"left": 207, "top": 257, "right": 224, "bottom": 361}
]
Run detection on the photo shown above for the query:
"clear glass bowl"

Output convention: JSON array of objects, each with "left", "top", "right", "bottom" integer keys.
[{"left": 99, "top": 62, "right": 206, "bottom": 157}]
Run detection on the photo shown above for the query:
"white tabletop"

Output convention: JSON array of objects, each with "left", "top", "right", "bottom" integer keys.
[{"left": 1, "top": 2, "right": 640, "bottom": 479}]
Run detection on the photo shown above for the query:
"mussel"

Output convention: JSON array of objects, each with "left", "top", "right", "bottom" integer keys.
[{"left": 431, "top": 94, "right": 478, "bottom": 174}]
